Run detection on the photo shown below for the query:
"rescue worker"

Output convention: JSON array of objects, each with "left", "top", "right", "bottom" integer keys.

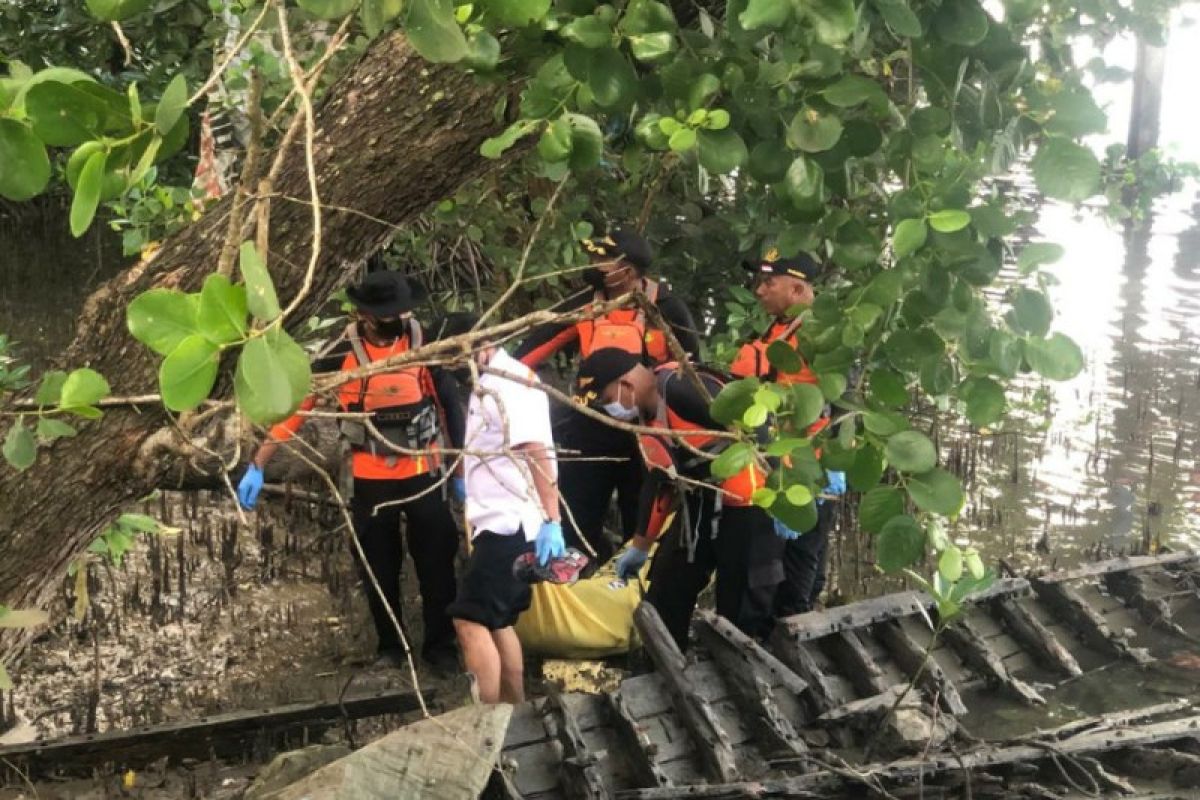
[
  {"left": 235, "top": 270, "right": 464, "bottom": 672},
  {"left": 514, "top": 228, "right": 701, "bottom": 568},
  {"left": 730, "top": 250, "right": 845, "bottom": 616},
  {"left": 577, "top": 348, "right": 787, "bottom": 649}
]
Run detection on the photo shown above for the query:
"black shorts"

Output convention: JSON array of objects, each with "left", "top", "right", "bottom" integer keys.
[{"left": 448, "top": 531, "right": 535, "bottom": 630}]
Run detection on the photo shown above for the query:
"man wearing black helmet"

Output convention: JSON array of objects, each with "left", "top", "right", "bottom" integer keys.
[
  {"left": 236, "top": 268, "right": 465, "bottom": 672},
  {"left": 514, "top": 227, "right": 701, "bottom": 568},
  {"left": 730, "top": 249, "right": 845, "bottom": 617}
]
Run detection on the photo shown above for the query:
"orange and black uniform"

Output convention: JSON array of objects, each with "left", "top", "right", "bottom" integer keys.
[
  {"left": 731, "top": 316, "right": 832, "bottom": 617},
  {"left": 266, "top": 323, "right": 465, "bottom": 659},
  {"left": 514, "top": 283, "right": 700, "bottom": 566},
  {"left": 637, "top": 366, "right": 784, "bottom": 649}
]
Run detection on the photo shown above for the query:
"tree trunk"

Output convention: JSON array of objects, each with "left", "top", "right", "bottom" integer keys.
[
  {"left": 1127, "top": 35, "right": 1168, "bottom": 160},
  {"left": 0, "top": 33, "right": 512, "bottom": 664}
]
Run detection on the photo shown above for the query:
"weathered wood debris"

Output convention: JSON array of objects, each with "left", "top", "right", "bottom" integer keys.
[{"left": 493, "top": 552, "right": 1200, "bottom": 799}]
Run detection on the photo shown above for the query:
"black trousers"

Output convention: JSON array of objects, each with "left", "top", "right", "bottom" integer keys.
[
  {"left": 774, "top": 501, "right": 833, "bottom": 618},
  {"left": 350, "top": 473, "right": 460, "bottom": 656},
  {"left": 645, "top": 496, "right": 785, "bottom": 650},
  {"left": 555, "top": 409, "right": 643, "bottom": 568}
]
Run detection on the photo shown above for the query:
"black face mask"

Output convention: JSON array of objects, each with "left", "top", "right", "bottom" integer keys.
[
  {"left": 582, "top": 267, "right": 607, "bottom": 290},
  {"left": 370, "top": 317, "right": 410, "bottom": 339}
]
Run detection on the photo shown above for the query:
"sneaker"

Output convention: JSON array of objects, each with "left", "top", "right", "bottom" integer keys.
[
  {"left": 372, "top": 647, "right": 409, "bottom": 670},
  {"left": 512, "top": 548, "right": 589, "bottom": 585}
]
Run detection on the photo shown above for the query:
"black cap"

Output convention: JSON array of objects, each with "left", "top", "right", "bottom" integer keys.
[
  {"left": 581, "top": 227, "right": 652, "bottom": 272},
  {"left": 346, "top": 271, "right": 421, "bottom": 317},
  {"left": 744, "top": 248, "right": 822, "bottom": 281},
  {"left": 574, "top": 348, "right": 642, "bottom": 404}
]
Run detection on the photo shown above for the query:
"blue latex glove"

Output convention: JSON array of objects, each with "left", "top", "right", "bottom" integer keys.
[
  {"left": 449, "top": 476, "right": 466, "bottom": 503},
  {"left": 615, "top": 546, "right": 649, "bottom": 581},
  {"left": 773, "top": 519, "right": 801, "bottom": 541},
  {"left": 824, "top": 470, "right": 847, "bottom": 496},
  {"left": 535, "top": 520, "right": 566, "bottom": 565},
  {"left": 237, "top": 465, "right": 264, "bottom": 510}
]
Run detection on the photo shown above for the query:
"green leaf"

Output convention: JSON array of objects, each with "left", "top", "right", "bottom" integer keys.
[
  {"left": 885, "top": 430, "right": 937, "bottom": 472},
  {"left": 959, "top": 376, "right": 1006, "bottom": 426},
  {"left": 36, "top": 418, "right": 77, "bottom": 443},
  {"left": 739, "top": 0, "right": 791, "bottom": 30},
  {"left": 784, "top": 155, "right": 824, "bottom": 203},
  {"left": 870, "top": 369, "right": 909, "bottom": 407},
  {"left": 579, "top": 47, "right": 639, "bottom": 109},
  {"left": 770, "top": 491, "right": 819, "bottom": 533},
  {"left": 1045, "top": 88, "right": 1107, "bottom": 138},
  {"left": 873, "top": 0, "right": 921, "bottom": 37},
  {"left": 24, "top": 81, "right": 107, "bottom": 147},
  {"left": 848, "top": 444, "right": 885, "bottom": 491},
  {"left": 1032, "top": 139, "right": 1101, "bottom": 203},
  {"left": 159, "top": 336, "right": 219, "bottom": 412},
  {"left": 405, "top": 0, "right": 469, "bottom": 62},
  {"left": 265, "top": 328, "right": 314, "bottom": 406},
  {"left": 906, "top": 467, "right": 965, "bottom": 516},
  {"left": 362, "top": 0, "right": 404, "bottom": 36},
  {"left": 884, "top": 328, "right": 945, "bottom": 372},
  {"left": 236, "top": 337, "right": 296, "bottom": 425},
  {"left": 620, "top": 0, "right": 677, "bottom": 33},
  {"left": 787, "top": 107, "right": 843, "bottom": 153},
  {"left": 486, "top": 0, "right": 553, "bottom": 25},
  {"left": 239, "top": 242, "right": 281, "bottom": 322},
  {"left": 864, "top": 410, "right": 909, "bottom": 436},
  {"left": 60, "top": 368, "right": 110, "bottom": 410},
  {"left": 934, "top": 0, "right": 989, "bottom": 46},
  {"left": 629, "top": 32, "right": 676, "bottom": 61},
  {"left": 711, "top": 377, "right": 761, "bottom": 425},
  {"left": 893, "top": 218, "right": 927, "bottom": 258},
  {"left": 83, "top": 0, "right": 153, "bottom": 21},
  {"left": 710, "top": 441, "right": 755, "bottom": 479},
  {"left": 818, "top": 372, "right": 848, "bottom": 402},
  {"left": 117, "top": 512, "right": 161, "bottom": 533},
  {"left": 1024, "top": 333, "right": 1085, "bottom": 381},
  {"left": 154, "top": 75, "right": 187, "bottom": 136},
  {"left": 3, "top": 423, "right": 36, "bottom": 471},
  {"left": 804, "top": 0, "right": 859, "bottom": 44},
  {"left": 0, "top": 119, "right": 51, "bottom": 201},
  {"left": 821, "top": 75, "right": 883, "bottom": 107},
  {"left": 790, "top": 383, "right": 825, "bottom": 428},
  {"left": 785, "top": 484, "right": 814, "bottom": 506},
  {"left": 537, "top": 117, "right": 573, "bottom": 163},
  {"left": 669, "top": 127, "right": 697, "bottom": 152},
  {"left": 70, "top": 150, "right": 106, "bottom": 238},
  {"left": 752, "top": 487, "right": 778, "bottom": 508},
  {"left": 567, "top": 113, "right": 604, "bottom": 171},
  {"left": 920, "top": 356, "right": 955, "bottom": 396},
  {"left": 743, "top": 403, "right": 769, "bottom": 428},
  {"left": 36, "top": 371, "right": 68, "bottom": 407},
  {"left": 296, "top": 0, "right": 359, "bottom": 18},
  {"left": 927, "top": 209, "right": 971, "bottom": 233},
  {"left": 463, "top": 29, "right": 502, "bottom": 71},
  {"left": 1017, "top": 242, "right": 1065, "bottom": 274},
  {"left": 198, "top": 274, "right": 249, "bottom": 345},
  {"left": 763, "top": 340, "right": 802, "bottom": 374},
  {"left": 939, "top": 545, "right": 964, "bottom": 582},
  {"left": 1007, "top": 288, "right": 1052, "bottom": 337},
  {"left": 964, "top": 549, "right": 985, "bottom": 580},
  {"left": 859, "top": 486, "right": 904, "bottom": 533},
  {"left": 877, "top": 515, "right": 925, "bottom": 572},
  {"left": 697, "top": 128, "right": 747, "bottom": 174},
  {"left": 563, "top": 14, "right": 613, "bottom": 47},
  {"left": 481, "top": 118, "right": 538, "bottom": 159},
  {"left": 127, "top": 289, "right": 199, "bottom": 355}
]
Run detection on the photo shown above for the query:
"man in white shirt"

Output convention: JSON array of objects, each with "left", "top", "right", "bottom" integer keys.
[{"left": 440, "top": 315, "right": 566, "bottom": 704}]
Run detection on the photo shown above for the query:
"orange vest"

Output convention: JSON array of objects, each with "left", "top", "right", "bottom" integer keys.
[
  {"left": 651, "top": 366, "right": 765, "bottom": 507},
  {"left": 730, "top": 318, "right": 830, "bottom": 438},
  {"left": 577, "top": 281, "right": 670, "bottom": 363}
]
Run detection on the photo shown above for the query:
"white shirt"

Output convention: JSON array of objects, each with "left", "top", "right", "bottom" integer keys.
[{"left": 464, "top": 348, "right": 557, "bottom": 541}]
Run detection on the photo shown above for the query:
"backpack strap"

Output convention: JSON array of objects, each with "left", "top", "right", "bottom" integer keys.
[{"left": 345, "top": 323, "right": 372, "bottom": 411}]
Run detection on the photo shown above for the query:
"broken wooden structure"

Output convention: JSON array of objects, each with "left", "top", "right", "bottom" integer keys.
[{"left": 496, "top": 552, "right": 1200, "bottom": 798}]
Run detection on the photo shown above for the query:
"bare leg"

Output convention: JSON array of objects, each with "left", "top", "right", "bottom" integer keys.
[
  {"left": 454, "top": 618, "right": 501, "bottom": 703},
  {"left": 491, "top": 626, "right": 525, "bottom": 704}
]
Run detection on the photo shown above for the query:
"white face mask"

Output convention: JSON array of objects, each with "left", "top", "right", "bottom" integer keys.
[{"left": 603, "top": 384, "right": 639, "bottom": 421}]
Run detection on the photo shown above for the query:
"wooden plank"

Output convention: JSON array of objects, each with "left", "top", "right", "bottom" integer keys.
[
  {"left": 774, "top": 591, "right": 926, "bottom": 642},
  {"left": 543, "top": 688, "right": 611, "bottom": 800},
  {"left": 1105, "top": 569, "right": 1197, "bottom": 642},
  {"left": 826, "top": 630, "right": 890, "bottom": 697},
  {"left": 693, "top": 610, "right": 809, "bottom": 697},
  {"left": 991, "top": 597, "right": 1083, "bottom": 678},
  {"left": 1032, "top": 579, "right": 1152, "bottom": 665},
  {"left": 633, "top": 603, "right": 740, "bottom": 784},
  {"left": 768, "top": 626, "right": 840, "bottom": 715},
  {"left": 691, "top": 612, "right": 809, "bottom": 762},
  {"left": 940, "top": 616, "right": 1045, "bottom": 706},
  {"left": 605, "top": 689, "right": 673, "bottom": 789},
  {"left": 0, "top": 687, "right": 429, "bottom": 774},
  {"left": 873, "top": 619, "right": 968, "bottom": 716},
  {"left": 1037, "top": 552, "right": 1196, "bottom": 584},
  {"left": 916, "top": 577, "right": 1031, "bottom": 607}
]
